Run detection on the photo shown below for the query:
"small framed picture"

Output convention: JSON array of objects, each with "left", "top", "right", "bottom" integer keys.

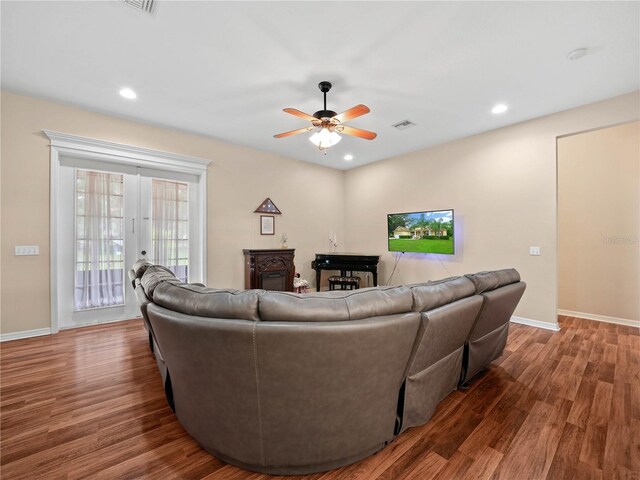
[{"left": 260, "top": 215, "right": 275, "bottom": 235}]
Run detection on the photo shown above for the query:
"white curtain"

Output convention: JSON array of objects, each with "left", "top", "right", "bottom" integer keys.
[
  {"left": 75, "top": 170, "right": 124, "bottom": 310},
  {"left": 152, "top": 179, "right": 189, "bottom": 281}
]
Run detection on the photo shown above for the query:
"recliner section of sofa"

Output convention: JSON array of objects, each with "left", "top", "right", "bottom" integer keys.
[
  {"left": 460, "top": 269, "right": 527, "bottom": 386},
  {"left": 398, "top": 277, "right": 483, "bottom": 431},
  {"left": 130, "top": 262, "right": 526, "bottom": 474}
]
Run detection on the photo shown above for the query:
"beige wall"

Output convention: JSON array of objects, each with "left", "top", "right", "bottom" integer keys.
[
  {"left": 2, "top": 89, "right": 639, "bottom": 335},
  {"left": 344, "top": 91, "right": 640, "bottom": 327},
  {"left": 558, "top": 122, "right": 639, "bottom": 322},
  {"left": 0, "top": 91, "right": 345, "bottom": 334}
]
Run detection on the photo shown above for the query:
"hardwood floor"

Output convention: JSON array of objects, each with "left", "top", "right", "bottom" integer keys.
[{"left": 1, "top": 316, "right": 638, "bottom": 479}]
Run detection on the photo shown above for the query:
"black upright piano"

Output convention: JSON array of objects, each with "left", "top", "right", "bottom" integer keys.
[{"left": 311, "top": 253, "right": 381, "bottom": 292}]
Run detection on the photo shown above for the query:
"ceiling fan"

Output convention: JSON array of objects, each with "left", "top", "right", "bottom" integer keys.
[{"left": 274, "top": 81, "right": 377, "bottom": 150}]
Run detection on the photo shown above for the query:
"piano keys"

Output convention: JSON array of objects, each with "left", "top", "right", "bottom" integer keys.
[{"left": 311, "top": 252, "right": 381, "bottom": 292}]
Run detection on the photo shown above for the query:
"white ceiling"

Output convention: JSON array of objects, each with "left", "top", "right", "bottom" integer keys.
[{"left": 2, "top": 1, "right": 639, "bottom": 170}]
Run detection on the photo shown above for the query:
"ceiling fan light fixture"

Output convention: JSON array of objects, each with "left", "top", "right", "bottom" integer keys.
[
  {"left": 309, "top": 128, "right": 341, "bottom": 149},
  {"left": 275, "top": 81, "right": 376, "bottom": 149}
]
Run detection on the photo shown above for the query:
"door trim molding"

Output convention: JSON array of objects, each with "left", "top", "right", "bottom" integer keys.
[
  {"left": 44, "top": 130, "right": 212, "bottom": 334},
  {"left": 43, "top": 130, "right": 211, "bottom": 172}
]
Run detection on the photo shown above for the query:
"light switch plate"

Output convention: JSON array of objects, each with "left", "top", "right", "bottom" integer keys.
[
  {"left": 15, "top": 245, "right": 39, "bottom": 256},
  {"left": 529, "top": 246, "right": 541, "bottom": 256}
]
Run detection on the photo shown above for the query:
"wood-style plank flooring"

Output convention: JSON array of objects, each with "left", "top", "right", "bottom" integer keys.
[{"left": 1, "top": 316, "right": 638, "bottom": 479}]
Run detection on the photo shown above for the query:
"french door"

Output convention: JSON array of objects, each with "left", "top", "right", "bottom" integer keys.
[{"left": 57, "top": 157, "right": 202, "bottom": 329}]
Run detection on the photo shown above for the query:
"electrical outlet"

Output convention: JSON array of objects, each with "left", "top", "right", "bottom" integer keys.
[
  {"left": 529, "top": 246, "right": 541, "bottom": 256},
  {"left": 15, "top": 245, "right": 39, "bottom": 256}
]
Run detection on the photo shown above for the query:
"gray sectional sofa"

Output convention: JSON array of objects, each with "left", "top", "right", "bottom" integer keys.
[{"left": 128, "top": 260, "right": 525, "bottom": 475}]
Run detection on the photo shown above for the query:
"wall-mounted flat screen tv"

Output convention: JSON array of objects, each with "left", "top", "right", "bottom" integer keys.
[{"left": 387, "top": 209, "right": 454, "bottom": 254}]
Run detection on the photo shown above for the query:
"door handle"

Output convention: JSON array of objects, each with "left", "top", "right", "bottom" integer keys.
[{"left": 132, "top": 218, "right": 135, "bottom": 234}]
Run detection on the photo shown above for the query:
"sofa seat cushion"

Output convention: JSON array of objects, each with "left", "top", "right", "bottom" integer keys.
[
  {"left": 152, "top": 282, "right": 264, "bottom": 322},
  {"left": 465, "top": 269, "right": 520, "bottom": 294},
  {"left": 410, "top": 276, "right": 475, "bottom": 312},
  {"left": 258, "top": 286, "right": 413, "bottom": 322}
]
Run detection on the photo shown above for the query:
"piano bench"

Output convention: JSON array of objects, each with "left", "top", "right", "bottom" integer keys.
[{"left": 328, "top": 276, "right": 361, "bottom": 291}]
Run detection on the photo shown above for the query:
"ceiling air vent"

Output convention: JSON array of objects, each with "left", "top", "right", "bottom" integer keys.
[
  {"left": 124, "top": 0, "right": 155, "bottom": 14},
  {"left": 392, "top": 120, "right": 416, "bottom": 131}
]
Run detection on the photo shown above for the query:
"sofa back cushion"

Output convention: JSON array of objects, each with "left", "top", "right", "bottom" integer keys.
[
  {"left": 132, "top": 258, "right": 153, "bottom": 278},
  {"left": 258, "top": 286, "right": 413, "bottom": 322},
  {"left": 410, "top": 276, "right": 475, "bottom": 312},
  {"left": 465, "top": 268, "right": 521, "bottom": 294},
  {"left": 140, "top": 265, "right": 182, "bottom": 298},
  {"left": 152, "top": 282, "right": 263, "bottom": 322},
  {"left": 469, "top": 282, "right": 526, "bottom": 341}
]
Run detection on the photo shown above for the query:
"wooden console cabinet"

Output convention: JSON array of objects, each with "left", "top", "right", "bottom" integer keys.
[{"left": 243, "top": 249, "right": 295, "bottom": 292}]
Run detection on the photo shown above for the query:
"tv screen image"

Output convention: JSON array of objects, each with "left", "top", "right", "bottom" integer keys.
[{"left": 387, "top": 209, "right": 454, "bottom": 254}]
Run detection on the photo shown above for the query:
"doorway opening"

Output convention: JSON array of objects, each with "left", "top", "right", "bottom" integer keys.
[{"left": 557, "top": 121, "right": 639, "bottom": 327}]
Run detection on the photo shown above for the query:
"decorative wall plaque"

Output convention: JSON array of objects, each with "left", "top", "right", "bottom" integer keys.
[{"left": 254, "top": 197, "right": 282, "bottom": 214}]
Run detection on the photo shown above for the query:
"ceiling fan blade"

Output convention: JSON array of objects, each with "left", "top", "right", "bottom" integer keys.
[
  {"left": 340, "top": 125, "right": 377, "bottom": 140},
  {"left": 283, "top": 108, "right": 317, "bottom": 122},
  {"left": 273, "top": 126, "right": 314, "bottom": 138},
  {"left": 333, "top": 104, "right": 370, "bottom": 124}
]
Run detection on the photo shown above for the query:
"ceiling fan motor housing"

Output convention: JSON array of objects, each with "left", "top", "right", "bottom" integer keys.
[
  {"left": 313, "top": 110, "right": 337, "bottom": 120},
  {"left": 318, "top": 81, "right": 332, "bottom": 93}
]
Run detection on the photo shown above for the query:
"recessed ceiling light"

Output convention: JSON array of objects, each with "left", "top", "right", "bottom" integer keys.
[
  {"left": 119, "top": 88, "right": 137, "bottom": 100},
  {"left": 491, "top": 104, "right": 508, "bottom": 114},
  {"left": 567, "top": 48, "right": 588, "bottom": 61},
  {"left": 344, "top": 154, "right": 354, "bottom": 161}
]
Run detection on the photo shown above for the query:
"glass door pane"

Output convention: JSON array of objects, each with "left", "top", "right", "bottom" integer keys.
[
  {"left": 74, "top": 169, "right": 125, "bottom": 310},
  {"left": 151, "top": 179, "right": 189, "bottom": 282}
]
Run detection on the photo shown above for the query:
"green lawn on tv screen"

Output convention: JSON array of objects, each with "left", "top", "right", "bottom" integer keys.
[{"left": 388, "top": 238, "right": 454, "bottom": 254}]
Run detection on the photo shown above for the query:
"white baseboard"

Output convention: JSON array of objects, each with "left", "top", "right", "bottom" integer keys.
[
  {"left": 59, "top": 315, "right": 139, "bottom": 331},
  {"left": 557, "top": 309, "right": 639, "bottom": 328},
  {"left": 511, "top": 316, "right": 561, "bottom": 331},
  {"left": 0, "top": 328, "right": 52, "bottom": 342}
]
